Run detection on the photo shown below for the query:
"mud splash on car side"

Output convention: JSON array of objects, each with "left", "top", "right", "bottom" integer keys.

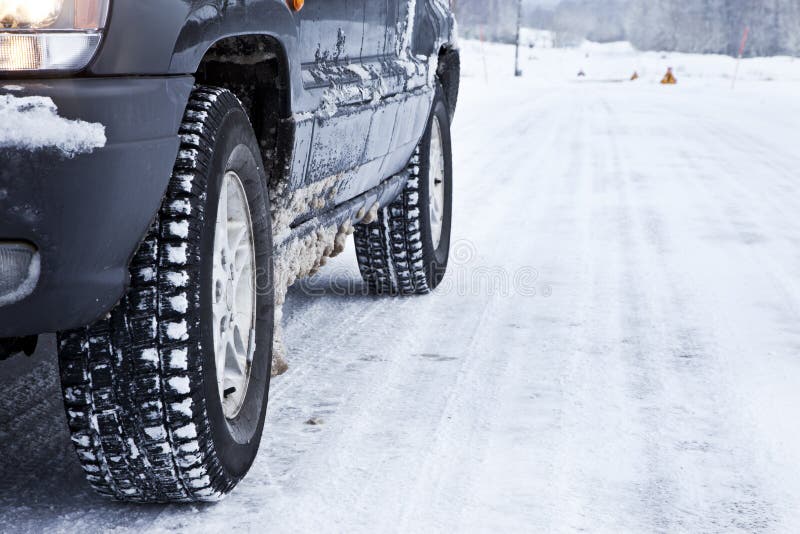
[
  {"left": 269, "top": 173, "right": 352, "bottom": 376},
  {"left": 271, "top": 220, "right": 354, "bottom": 376}
]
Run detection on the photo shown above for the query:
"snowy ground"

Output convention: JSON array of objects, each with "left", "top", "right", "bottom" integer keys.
[{"left": 3, "top": 40, "right": 800, "bottom": 532}]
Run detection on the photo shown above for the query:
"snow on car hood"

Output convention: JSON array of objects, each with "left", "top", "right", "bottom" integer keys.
[{"left": 0, "top": 94, "right": 106, "bottom": 157}]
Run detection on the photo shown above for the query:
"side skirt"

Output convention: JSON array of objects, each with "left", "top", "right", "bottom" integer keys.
[{"left": 275, "top": 170, "right": 409, "bottom": 250}]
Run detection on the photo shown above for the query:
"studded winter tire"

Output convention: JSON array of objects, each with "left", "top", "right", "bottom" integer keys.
[
  {"left": 354, "top": 82, "right": 453, "bottom": 295},
  {"left": 57, "top": 86, "right": 274, "bottom": 502}
]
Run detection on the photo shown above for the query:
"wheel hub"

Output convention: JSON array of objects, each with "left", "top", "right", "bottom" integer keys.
[
  {"left": 212, "top": 170, "right": 257, "bottom": 420},
  {"left": 428, "top": 116, "right": 446, "bottom": 250}
]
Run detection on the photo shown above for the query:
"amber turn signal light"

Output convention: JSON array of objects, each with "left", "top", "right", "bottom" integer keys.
[{"left": 288, "top": 0, "right": 304, "bottom": 11}]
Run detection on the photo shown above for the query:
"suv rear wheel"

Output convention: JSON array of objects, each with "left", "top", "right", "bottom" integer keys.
[
  {"left": 354, "top": 82, "right": 453, "bottom": 294},
  {"left": 57, "top": 87, "right": 274, "bottom": 502}
]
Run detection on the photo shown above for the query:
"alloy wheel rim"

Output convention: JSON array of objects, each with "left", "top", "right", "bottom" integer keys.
[
  {"left": 428, "top": 116, "right": 446, "bottom": 250},
  {"left": 212, "top": 170, "right": 257, "bottom": 420}
]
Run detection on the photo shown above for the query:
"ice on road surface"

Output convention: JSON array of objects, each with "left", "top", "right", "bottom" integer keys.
[{"left": 3, "top": 40, "right": 800, "bottom": 532}]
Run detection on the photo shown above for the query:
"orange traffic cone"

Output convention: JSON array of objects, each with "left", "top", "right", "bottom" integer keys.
[{"left": 661, "top": 67, "right": 677, "bottom": 84}]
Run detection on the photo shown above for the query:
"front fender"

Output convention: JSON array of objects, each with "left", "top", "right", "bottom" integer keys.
[
  {"left": 89, "top": 0, "right": 298, "bottom": 76},
  {"left": 168, "top": 0, "right": 298, "bottom": 75}
]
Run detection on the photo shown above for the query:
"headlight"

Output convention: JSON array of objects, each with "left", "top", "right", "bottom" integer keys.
[
  {"left": 1, "top": 0, "right": 63, "bottom": 29},
  {"left": 0, "top": 0, "right": 109, "bottom": 73}
]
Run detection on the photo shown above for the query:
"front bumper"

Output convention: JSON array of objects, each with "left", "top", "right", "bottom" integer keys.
[{"left": 0, "top": 76, "right": 193, "bottom": 336}]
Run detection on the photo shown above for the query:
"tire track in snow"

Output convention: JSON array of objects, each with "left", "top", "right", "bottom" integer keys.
[
  {"left": 603, "top": 91, "right": 781, "bottom": 532},
  {"left": 659, "top": 110, "right": 800, "bottom": 529}
]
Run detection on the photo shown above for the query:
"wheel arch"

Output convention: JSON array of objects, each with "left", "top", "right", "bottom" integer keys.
[
  {"left": 193, "top": 34, "right": 295, "bottom": 202},
  {"left": 167, "top": 1, "right": 299, "bottom": 96},
  {"left": 89, "top": 1, "right": 300, "bottom": 85},
  {"left": 437, "top": 46, "right": 461, "bottom": 121}
]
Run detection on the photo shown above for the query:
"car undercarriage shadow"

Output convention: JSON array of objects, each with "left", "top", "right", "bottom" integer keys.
[{"left": 282, "top": 251, "right": 396, "bottom": 318}]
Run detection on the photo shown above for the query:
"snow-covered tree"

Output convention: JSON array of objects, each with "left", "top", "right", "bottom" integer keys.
[
  {"left": 453, "top": 0, "right": 520, "bottom": 43},
  {"left": 497, "top": 0, "right": 800, "bottom": 56}
]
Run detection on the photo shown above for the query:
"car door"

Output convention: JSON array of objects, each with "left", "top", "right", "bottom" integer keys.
[
  {"left": 359, "top": 0, "right": 435, "bottom": 185},
  {"left": 297, "top": 0, "right": 363, "bottom": 68},
  {"left": 288, "top": 0, "right": 429, "bottom": 225},
  {"left": 354, "top": 0, "right": 398, "bottom": 196},
  {"left": 288, "top": 0, "right": 372, "bottom": 224},
  {"left": 344, "top": 0, "right": 426, "bottom": 195},
  {"left": 362, "top": 0, "right": 413, "bottom": 97}
]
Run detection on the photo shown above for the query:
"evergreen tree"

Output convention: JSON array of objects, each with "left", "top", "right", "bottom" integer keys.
[{"left": 453, "top": 0, "right": 800, "bottom": 57}]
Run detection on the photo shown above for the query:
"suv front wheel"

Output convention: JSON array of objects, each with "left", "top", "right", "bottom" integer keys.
[{"left": 57, "top": 87, "right": 274, "bottom": 502}]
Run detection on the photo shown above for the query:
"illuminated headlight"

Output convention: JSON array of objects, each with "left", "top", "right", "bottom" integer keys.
[{"left": 0, "top": 0, "right": 110, "bottom": 73}]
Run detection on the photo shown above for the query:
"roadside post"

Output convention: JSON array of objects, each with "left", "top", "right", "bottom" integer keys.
[
  {"left": 731, "top": 27, "right": 750, "bottom": 90},
  {"left": 480, "top": 25, "right": 489, "bottom": 84},
  {"left": 514, "top": 0, "right": 523, "bottom": 77}
]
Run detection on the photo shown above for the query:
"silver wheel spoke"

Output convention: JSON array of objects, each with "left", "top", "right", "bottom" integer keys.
[
  {"left": 212, "top": 170, "right": 257, "bottom": 419},
  {"left": 228, "top": 219, "right": 248, "bottom": 258}
]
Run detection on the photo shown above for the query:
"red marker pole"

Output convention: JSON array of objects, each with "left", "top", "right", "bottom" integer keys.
[
  {"left": 480, "top": 25, "right": 488, "bottom": 84},
  {"left": 514, "top": 0, "right": 523, "bottom": 77},
  {"left": 732, "top": 27, "right": 750, "bottom": 89}
]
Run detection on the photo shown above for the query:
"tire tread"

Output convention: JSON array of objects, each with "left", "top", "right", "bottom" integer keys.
[
  {"left": 355, "top": 152, "right": 435, "bottom": 294},
  {"left": 58, "top": 86, "right": 245, "bottom": 502}
]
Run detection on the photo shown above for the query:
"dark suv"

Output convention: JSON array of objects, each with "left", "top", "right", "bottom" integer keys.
[{"left": 0, "top": 0, "right": 459, "bottom": 502}]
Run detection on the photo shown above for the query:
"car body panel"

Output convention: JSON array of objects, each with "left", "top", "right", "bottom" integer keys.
[
  {"left": 0, "top": 76, "right": 194, "bottom": 336},
  {"left": 0, "top": 0, "right": 458, "bottom": 336}
]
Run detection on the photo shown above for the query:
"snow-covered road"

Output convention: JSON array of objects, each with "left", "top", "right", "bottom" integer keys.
[{"left": 3, "top": 41, "right": 800, "bottom": 532}]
